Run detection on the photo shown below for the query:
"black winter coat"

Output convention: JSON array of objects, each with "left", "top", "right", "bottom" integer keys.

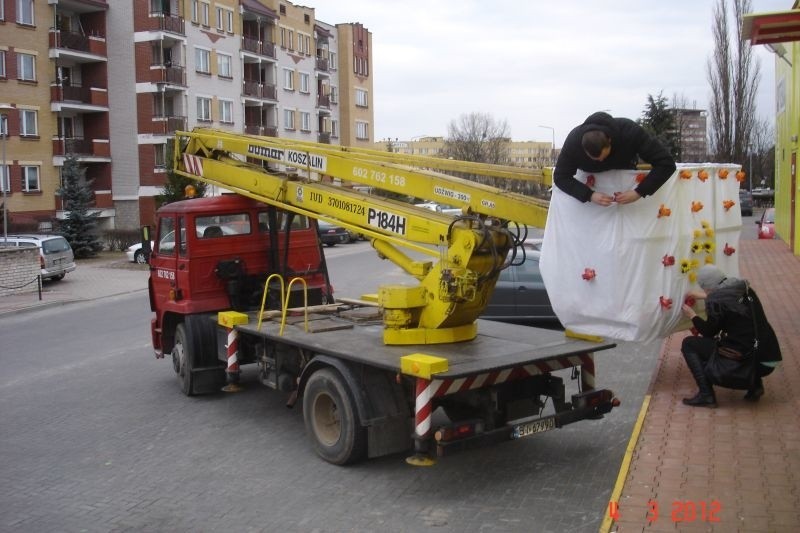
[{"left": 553, "top": 112, "right": 677, "bottom": 203}]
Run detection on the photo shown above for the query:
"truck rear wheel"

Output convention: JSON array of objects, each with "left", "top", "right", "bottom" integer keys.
[{"left": 303, "top": 368, "right": 366, "bottom": 465}]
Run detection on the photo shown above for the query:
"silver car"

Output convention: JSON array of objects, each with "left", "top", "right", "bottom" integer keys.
[{"left": 2, "top": 234, "right": 77, "bottom": 280}]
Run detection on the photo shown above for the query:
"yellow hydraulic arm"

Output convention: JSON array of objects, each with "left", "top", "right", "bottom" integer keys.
[{"left": 174, "top": 128, "right": 549, "bottom": 345}]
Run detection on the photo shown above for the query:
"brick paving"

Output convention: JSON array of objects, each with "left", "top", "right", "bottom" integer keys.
[{"left": 610, "top": 239, "right": 800, "bottom": 532}]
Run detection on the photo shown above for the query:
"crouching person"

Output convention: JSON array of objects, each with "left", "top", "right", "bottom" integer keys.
[{"left": 679, "top": 265, "right": 782, "bottom": 408}]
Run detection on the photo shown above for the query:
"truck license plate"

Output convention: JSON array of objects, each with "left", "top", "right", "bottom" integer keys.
[{"left": 512, "top": 417, "right": 555, "bottom": 439}]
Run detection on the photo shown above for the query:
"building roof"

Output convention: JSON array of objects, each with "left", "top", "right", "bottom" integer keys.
[{"left": 742, "top": 4, "right": 800, "bottom": 45}]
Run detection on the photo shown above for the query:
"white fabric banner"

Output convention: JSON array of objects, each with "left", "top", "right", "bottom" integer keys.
[{"left": 540, "top": 164, "right": 742, "bottom": 343}]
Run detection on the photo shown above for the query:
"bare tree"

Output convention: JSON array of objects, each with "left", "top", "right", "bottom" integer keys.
[
  {"left": 707, "top": 0, "right": 760, "bottom": 165},
  {"left": 442, "top": 112, "right": 510, "bottom": 166},
  {"left": 751, "top": 117, "right": 775, "bottom": 188}
]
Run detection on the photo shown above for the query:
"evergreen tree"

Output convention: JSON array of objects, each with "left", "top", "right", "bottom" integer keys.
[
  {"left": 639, "top": 92, "right": 679, "bottom": 160},
  {"left": 158, "top": 138, "right": 207, "bottom": 206},
  {"left": 59, "top": 155, "right": 104, "bottom": 258}
]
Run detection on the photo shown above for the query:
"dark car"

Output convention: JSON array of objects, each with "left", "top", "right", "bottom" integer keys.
[
  {"left": 481, "top": 248, "right": 559, "bottom": 325},
  {"left": 739, "top": 190, "right": 753, "bottom": 217},
  {"left": 317, "top": 220, "right": 350, "bottom": 246}
]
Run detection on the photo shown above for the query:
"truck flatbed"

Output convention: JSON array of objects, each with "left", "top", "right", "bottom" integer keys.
[{"left": 235, "top": 308, "right": 616, "bottom": 379}]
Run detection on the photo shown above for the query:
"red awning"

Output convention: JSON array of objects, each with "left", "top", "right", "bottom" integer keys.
[
  {"left": 240, "top": 0, "right": 277, "bottom": 20},
  {"left": 743, "top": 8, "right": 800, "bottom": 44}
]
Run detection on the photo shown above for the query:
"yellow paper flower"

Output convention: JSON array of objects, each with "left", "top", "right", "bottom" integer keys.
[
  {"left": 705, "top": 228, "right": 715, "bottom": 238},
  {"left": 703, "top": 241, "right": 715, "bottom": 253},
  {"left": 690, "top": 258, "right": 701, "bottom": 269},
  {"left": 680, "top": 259, "right": 691, "bottom": 273},
  {"left": 705, "top": 256, "right": 715, "bottom": 264},
  {"left": 689, "top": 272, "right": 697, "bottom": 283},
  {"left": 691, "top": 242, "right": 703, "bottom": 254},
  {"left": 693, "top": 229, "right": 702, "bottom": 238},
  {"left": 701, "top": 220, "right": 710, "bottom": 229}
]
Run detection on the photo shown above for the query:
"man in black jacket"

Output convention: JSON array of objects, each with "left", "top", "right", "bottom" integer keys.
[{"left": 553, "top": 111, "right": 677, "bottom": 206}]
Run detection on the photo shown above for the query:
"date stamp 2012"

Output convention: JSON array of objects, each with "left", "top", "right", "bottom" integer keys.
[{"left": 608, "top": 500, "right": 722, "bottom": 523}]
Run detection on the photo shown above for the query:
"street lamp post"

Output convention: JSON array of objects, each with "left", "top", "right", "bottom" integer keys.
[
  {"left": 0, "top": 105, "right": 12, "bottom": 245},
  {"left": 538, "top": 125, "right": 555, "bottom": 165},
  {"left": 748, "top": 146, "right": 754, "bottom": 192}
]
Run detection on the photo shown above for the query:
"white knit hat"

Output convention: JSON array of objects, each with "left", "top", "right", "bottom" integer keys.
[{"left": 697, "top": 265, "right": 726, "bottom": 291}]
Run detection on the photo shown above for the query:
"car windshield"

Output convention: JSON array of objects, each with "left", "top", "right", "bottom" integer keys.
[{"left": 764, "top": 209, "right": 775, "bottom": 223}]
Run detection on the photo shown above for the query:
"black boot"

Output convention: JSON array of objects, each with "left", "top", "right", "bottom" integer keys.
[
  {"left": 744, "top": 376, "right": 764, "bottom": 402},
  {"left": 682, "top": 350, "right": 717, "bottom": 407}
]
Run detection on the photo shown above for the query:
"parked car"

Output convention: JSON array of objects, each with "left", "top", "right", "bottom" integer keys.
[
  {"left": 1, "top": 234, "right": 76, "bottom": 280},
  {"left": 125, "top": 241, "right": 154, "bottom": 264},
  {"left": 739, "top": 190, "right": 754, "bottom": 217},
  {"left": 756, "top": 207, "right": 776, "bottom": 239},
  {"left": 481, "top": 248, "right": 559, "bottom": 325},
  {"left": 317, "top": 220, "right": 350, "bottom": 246}
]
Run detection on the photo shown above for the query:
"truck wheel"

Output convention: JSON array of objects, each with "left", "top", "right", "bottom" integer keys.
[
  {"left": 173, "top": 323, "right": 195, "bottom": 396},
  {"left": 303, "top": 368, "right": 366, "bottom": 465}
]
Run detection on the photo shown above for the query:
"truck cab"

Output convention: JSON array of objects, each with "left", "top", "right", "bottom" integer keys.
[{"left": 148, "top": 195, "right": 332, "bottom": 359}]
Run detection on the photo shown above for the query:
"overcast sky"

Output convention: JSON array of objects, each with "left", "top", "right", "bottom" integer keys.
[{"left": 313, "top": 0, "right": 790, "bottom": 146}]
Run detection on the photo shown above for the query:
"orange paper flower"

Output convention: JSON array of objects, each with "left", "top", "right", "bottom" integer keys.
[
  {"left": 679, "top": 170, "right": 693, "bottom": 180},
  {"left": 698, "top": 170, "right": 709, "bottom": 182},
  {"left": 657, "top": 204, "right": 671, "bottom": 218},
  {"left": 736, "top": 170, "right": 746, "bottom": 182},
  {"left": 718, "top": 169, "right": 729, "bottom": 179},
  {"left": 722, "top": 200, "right": 735, "bottom": 211},
  {"left": 691, "top": 201, "right": 704, "bottom": 212}
]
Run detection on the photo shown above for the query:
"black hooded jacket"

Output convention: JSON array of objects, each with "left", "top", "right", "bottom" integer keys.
[{"left": 553, "top": 112, "right": 677, "bottom": 203}]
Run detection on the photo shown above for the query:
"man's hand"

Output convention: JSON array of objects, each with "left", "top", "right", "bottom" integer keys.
[
  {"left": 590, "top": 191, "right": 615, "bottom": 206},
  {"left": 681, "top": 303, "right": 697, "bottom": 319},
  {"left": 614, "top": 190, "right": 642, "bottom": 204}
]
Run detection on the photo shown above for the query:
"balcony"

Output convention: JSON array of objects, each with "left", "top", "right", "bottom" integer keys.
[
  {"left": 152, "top": 115, "right": 187, "bottom": 135},
  {"left": 316, "top": 57, "right": 329, "bottom": 72},
  {"left": 318, "top": 132, "right": 331, "bottom": 144},
  {"left": 242, "top": 36, "right": 277, "bottom": 59},
  {"left": 244, "top": 125, "right": 277, "bottom": 137},
  {"left": 49, "top": 30, "right": 108, "bottom": 61},
  {"left": 142, "top": 12, "right": 185, "bottom": 36},
  {"left": 317, "top": 94, "right": 330, "bottom": 109},
  {"left": 159, "top": 64, "right": 187, "bottom": 87},
  {"left": 52, "top": 137, "right": 111, "bottom": 158},
  {"left": 242, "top": 81, "right": 277, "bottom": 101}
]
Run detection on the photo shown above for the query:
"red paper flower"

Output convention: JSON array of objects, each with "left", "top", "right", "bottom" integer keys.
[
  {"left": 659, "top": 296, "right": 673, "bottom": 310},
  {"left": 662, "top": 254, "right": 675, "bottom": 267},
  {"left": 684, "top": 295, "right": 696, "bottom": 307},
  {"left": 586, "top": 175, "right": 596, "bottom": 188},
  {"left": 723, "top": 243, "right": 736, "bottom": 256},
  {"left": 635, "top": 173, "right": 647, "bottom": 183},
  {"left": 582, "top": 268, "right": 596, "bottom": 281}
]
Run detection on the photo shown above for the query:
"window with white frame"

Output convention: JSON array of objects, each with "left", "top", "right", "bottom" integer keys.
[
  {"left": 330, "top": 86, "right": 338, "bottom": 104},
  {"left": 217, "top": 53, "right": 232, "bottom": 78},
  {"left": 190, "top": 0, "right": 198, "bottom": 23},
  {"left": 201, "top": 1, "right": 210, "bottom": 26},
  {"left": 299, "top": 72, "right": 310, "bottom": 93},
  {"left": 280, "top": 27, "right": 294, "bottom": 50},
  {"left": 355, "top": 88, "right": 368, "bottom": 107},
  {"left": 331, "top": 119, "right": 338, "bottom": 138},
  {"left": 154, "top": 144, "right": 166, "bottom": 169},
  {"left": 0, "top": 114, "right": 6, "bottom": 136},
  {"left": 0, "top": 1, "right": 4, "bottom": 21},
  {"left": 195, "top": 47, "right": 210, "bottom": 74},
  {"left": 297, "top": 33, "right": 311, "bottom": 55},
  {"left": 197, "top": 97, "right": 212, "bottom": 122},
  {"left": 20, "top": 109, "right": 38, "bottom": 136},
  {"left": 22, "top": 166, "right": 40, "bottom": 192},
  {"left": 216, "top": 7, "right": 224, "bottom": 30},
  {"left": 355, "top": 121, "right": 369, "bottom": 140},
  {"left": 283, "top": 68, "right": 294, "bottom": 91},
  {"left": 329, "top": 51, "right": 337, "bottom": 70},
  {"left": 219, "top": 100, "right": 233, "bottom": 124},
  {"left": 300, "top": 111, "right": 311, "bottom": 132},
  {"left": 225, "top": 9, "right": 233, "bottom": 32},
  {"left": 0, "top": 51, "right": 5, "bottom": 77},
  {"left": 283, "top": 109, "right": 295, "bottom": 130},
  {"left": 0, "top": 165, "right": 8, "bottom": 193},
  {"left": 17, "top": 0, "right": 34, "bottom": 25},
  {"left": 17, "top": 53, "right": 36, "bottom": 81}
]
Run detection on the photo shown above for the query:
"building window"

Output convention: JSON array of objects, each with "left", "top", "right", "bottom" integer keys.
[
  {"left": 22, "top": 166, "right": 40, "bottom": 192},
  {"left": 283, "top": 68, "right": 294, "bottom": 91},
  {"left": 299, "top": 72, "right": 310, "bottom": 93},
  {"left": 355, "top": 88, "right": 368, "bottom": 107},
  {"left": 329, "top": 51, "right": 337, "bottom": 70},
  {"left": 20, "top": 109, "right": 38, "bottom": 137},
  {"left": 330, "top": 86, "right": 338, "bottom": 104},
  {"left": 154, "top": 144, "right": 167, "bottom": 169},
  {"left": 279, "top": 4, "right": 286, "bottom": 15},
  {"left": 0, "top": 114, "right": 6, "bottom": 136},
  {"left": 283, "top": 109, "right": 295, "bottom": 130},
  {"left": 197, "top": 97, "right": 212, "bottom": 122},
  {"left": 195, "top": 47, "right": 211, "bottom": 74},
  {"left": 0, "top": 165, "right": 8, "bottom": 193},
  {"left": 300, "top": 111, "right": 311, "bottom": 132},
  {"left": 201, "top": 1, "right": 210, "bottom": 26},
  {"left": 226, "top": 10, "right": 233, "bottom": 32},
  {"left": 16, "top": 0, "right": 34, "bottom": 25},
  {"left": 216, "top": 7, "right": 224, "bottom": 30},
  {"left": 17, "top": 53, "right": 36, "bottom": 82},
  {"left": 0, "top": 51, "right": 5, "bottom": 78},
  {"left": 219, "top": 100, "right": 233, "bottom": 124},
  {"left": 331, "top": 119, "right": 338, "bottom": 138},
  {"left": 297, "top": 34, "right": 311, "bottom": 55},
  {"left": 217, "top": 53, "right": 232, "bottom": 78},
  {"left": 355, "top": 121, "right": 369, "bottom": 140},
  {"left": 190, "top": 0, "right": 198, "bottom": 23}
]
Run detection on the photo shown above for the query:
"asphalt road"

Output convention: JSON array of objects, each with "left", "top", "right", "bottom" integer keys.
[{"left": 0, "top": 236, "right": 666, "bottom": 532}]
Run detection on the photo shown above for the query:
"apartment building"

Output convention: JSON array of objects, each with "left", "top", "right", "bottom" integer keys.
[
  {"left": 670, "top": 108, "right": 708, "bottom": 163},
  {"left": 0, "top": 0, "right": 373, "bottom": 232},
  {"left": 377, "top": 137, "right": 554, "bottom": 169}
]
